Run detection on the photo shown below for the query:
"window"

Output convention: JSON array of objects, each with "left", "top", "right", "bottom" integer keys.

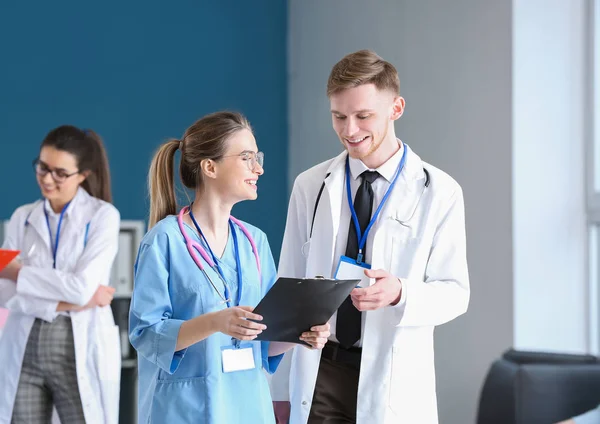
[{"left": 588, "top": 0, "right": 600, "bottom": 353}]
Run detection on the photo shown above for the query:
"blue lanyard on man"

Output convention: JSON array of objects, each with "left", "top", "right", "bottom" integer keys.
[
  {"left": 44, "top": 201, "right": 71, "bottom": 269},
  {"left": 188, "top": 209, "right": 243, "bottom": 309},
  {"left": 345, "top": 145, "right": 407, "bottom": 264}
]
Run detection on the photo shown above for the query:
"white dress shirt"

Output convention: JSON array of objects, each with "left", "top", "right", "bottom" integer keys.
[{"left": 329, "top": 141, "right": 404, "bottom": 347}]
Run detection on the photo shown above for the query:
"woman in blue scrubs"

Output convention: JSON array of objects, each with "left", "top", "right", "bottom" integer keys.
[{"left": 129, "top": 111, "right": 330, "bottom": 424}]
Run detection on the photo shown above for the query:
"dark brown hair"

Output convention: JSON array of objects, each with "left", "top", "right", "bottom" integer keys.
[{"left": 41, "top": 125, "right": 112, "bottom": 203}]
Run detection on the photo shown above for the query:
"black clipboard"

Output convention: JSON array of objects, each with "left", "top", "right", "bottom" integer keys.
[{"left": 251, "top": 276, "right": 360, "bottom": 345}]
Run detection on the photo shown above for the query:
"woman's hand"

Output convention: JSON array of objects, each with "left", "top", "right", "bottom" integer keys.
[
  {"left": 86, "top": 285, "right": 115, "bottom": 308},
  {"left": 0, "top": 258, "right": 22, "bottom": 282},
  {"left": 213, "top": 306, "right": 266, "bottom": 341},
  {"left": 300, "top": 322, "right": 331, "bottom": 349},
  {"left": 58, "top": 285, "right": 116, "bottom": 312}
]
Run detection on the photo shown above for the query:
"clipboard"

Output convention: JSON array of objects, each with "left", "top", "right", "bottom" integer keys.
[
  {"left": 0, "top": 249, "right": 20, "bottom": 272},
  {"left": 251, "top": 276, "right": 360, "bottom": 345}
]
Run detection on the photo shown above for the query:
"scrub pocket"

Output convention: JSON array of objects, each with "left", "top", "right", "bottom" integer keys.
[{"left": 152, "top": 376, "right": 207, "bottom": 422}]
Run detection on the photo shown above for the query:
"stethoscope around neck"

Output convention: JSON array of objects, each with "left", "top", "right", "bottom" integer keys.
[
  {"left": 177, "top": 205, "right": 261, "bottom": 307},
  {"left": 300, "top": 158, "right": 430, "bottom": 258}
]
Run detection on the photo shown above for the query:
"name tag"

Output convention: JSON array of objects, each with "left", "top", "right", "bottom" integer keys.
[
  {"left": 221, "top": 343, "right": 256, "bottom": 373},
  {"left": 334, "top": 256, "right": 371, "bottom": 288}
]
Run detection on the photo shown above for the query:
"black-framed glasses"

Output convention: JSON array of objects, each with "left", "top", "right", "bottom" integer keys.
[
  {"left": 222, "top": 151, "right": 264, "bottom": 171},
  {"left": 32, "top": 159, "right": 80, "bottom": 183}
]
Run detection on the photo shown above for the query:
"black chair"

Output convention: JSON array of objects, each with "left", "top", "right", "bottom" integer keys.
[{"left": 477, "top": 349, "right": 600, "bottom": 424}]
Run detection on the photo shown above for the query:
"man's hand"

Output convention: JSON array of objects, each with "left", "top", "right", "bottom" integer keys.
[
  {"left": 350, "top": 268, "right": 402, "bottom": 311},
  {"left": 0, "top": 258, "right": 22, "bottom": 282}
]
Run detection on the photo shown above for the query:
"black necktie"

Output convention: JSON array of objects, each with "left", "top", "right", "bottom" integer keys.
[{"left": 337, "top": 170, "right": 380, "bottom": 348}]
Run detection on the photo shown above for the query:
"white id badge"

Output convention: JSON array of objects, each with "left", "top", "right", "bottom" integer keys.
[
  {"left": 334, "top": 256, "right": 371, "bottom": 288},
  {"left": 221, "top": 343, "right": 256, "bottom": 373}
]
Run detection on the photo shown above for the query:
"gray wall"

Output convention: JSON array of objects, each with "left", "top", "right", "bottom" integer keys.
[{"left": 288, "top": 1, "right": 513, "bottom": 423}]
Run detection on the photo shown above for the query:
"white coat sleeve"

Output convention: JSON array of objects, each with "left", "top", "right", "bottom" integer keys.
[
  {"left": 1, "top": 208, "right": 58, "bottom": 321},
  {"left": 129, "top": 234, "right": 187, "bottom": 374},
  {"left": 390, "top": 187, "right": 470, "bottom": 327},
  {"left": 269, "top": 180, "right": 309, "bottom": 401},
  {"left": 15, "top": 205, "right": 120, "bottom": 306}
]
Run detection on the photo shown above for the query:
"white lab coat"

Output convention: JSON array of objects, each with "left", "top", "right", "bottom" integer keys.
[
  {"left": 270, "top": 146, "right": 470, "bottom": 424},
  {"left": 0, "top": 187, "right": 121, "bottom": 424}
]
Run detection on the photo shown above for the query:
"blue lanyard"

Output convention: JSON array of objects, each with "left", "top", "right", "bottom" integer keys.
[
  {"left": 345, "top": 145, "right": 407, "bottom": 263},
  {"left": 189, "top": 209, "right": 243, "bottom": 308},
  {"left": 44, "top": 201, "right": 71, "bottom": 269}
]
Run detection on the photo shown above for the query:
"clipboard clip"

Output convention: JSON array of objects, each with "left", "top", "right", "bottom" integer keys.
[{"left": 297, "top": 276, "right": 326, "bottom": 285}]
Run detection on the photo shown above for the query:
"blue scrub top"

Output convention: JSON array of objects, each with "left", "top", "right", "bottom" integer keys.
[{"left": 129, "top": 216, "right": 283, "bottom": 424}]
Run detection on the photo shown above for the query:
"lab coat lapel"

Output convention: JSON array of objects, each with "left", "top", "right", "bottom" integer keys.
[
  {"left": 23, "top": 188, "right": 92, "bottom": 260},
  {"left": 24, "top": 201, "right": 51, "bottom": 253},
  {"left": 323, "top": 152, "right": 347, "bottom": 242},
  {"left": 306, "top": 152, "right": 347, "bottom": 278},
  {"left": 383, "top": 145, "right": 425, "bottom": 220},
  {"left": 372, "top": 145, "right": 425, "bottom": 265}
]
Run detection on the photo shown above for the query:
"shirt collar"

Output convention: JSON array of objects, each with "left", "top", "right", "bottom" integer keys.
[
  {"left": 42, "top": 187, "right": 85, "bottom": 218},
  {"left": 43, "top": 199, "right": 60, "bottom": 218},
  {"left": 348, "top": 140, "right": 404, "bottom": 183}
]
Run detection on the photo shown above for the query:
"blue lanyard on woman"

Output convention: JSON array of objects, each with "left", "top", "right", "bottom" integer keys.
[
  {"left": 345, "top": 145, "right": 407, "bottom": 264},
  {"left": 44, "top": 201, "right": 71, "bottom": 269},
  {"left": 189, "top": 209, "right": 243, "bottom": 308}
]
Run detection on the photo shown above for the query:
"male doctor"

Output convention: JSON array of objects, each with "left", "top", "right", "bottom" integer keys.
[{"left": 270, "top": 50, "right": 470, "bottom": 424}]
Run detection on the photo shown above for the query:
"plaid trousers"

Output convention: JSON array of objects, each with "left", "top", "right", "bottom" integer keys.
[{"left": 11, "top": 316, "right": 85, "bottom": 424}]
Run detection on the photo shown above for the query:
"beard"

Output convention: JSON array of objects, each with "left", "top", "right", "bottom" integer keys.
[{"left": 346, "top": 120, "right": 389, "bottom": 161}]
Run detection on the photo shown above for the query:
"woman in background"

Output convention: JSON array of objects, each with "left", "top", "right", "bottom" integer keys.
[{"left": 0, "top": 126, "right": 121, "bottom": 424}]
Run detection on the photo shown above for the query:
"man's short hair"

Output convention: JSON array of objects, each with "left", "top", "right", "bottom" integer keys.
[{"left": 327, "top": 50, "right": 400, "bottom": 97}]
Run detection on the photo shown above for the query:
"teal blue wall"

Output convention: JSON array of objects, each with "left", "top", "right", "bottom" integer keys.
[{"left": 0, "top": 2, "right": 288, "bottom": 258}]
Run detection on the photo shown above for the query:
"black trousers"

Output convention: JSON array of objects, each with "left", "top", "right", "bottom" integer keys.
[{"left": 308, "top": 348, "right": 361, "bottom": 424}]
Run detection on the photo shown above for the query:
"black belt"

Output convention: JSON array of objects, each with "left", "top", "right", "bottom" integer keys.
[{"left": 321, "top": 341, "right": 362, "bottom": 370}]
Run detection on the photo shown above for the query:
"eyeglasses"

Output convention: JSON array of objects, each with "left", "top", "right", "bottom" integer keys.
[
  {"left": 222, "top": 151, "right": 264, "bottom": 171},
  {"left": 32, "top": 159, "right": 80, "bottom": 183}
]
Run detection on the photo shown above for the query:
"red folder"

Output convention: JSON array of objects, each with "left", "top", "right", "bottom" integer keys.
[{"left": 0, "top": 249, "right": 20, "bottom": 272}]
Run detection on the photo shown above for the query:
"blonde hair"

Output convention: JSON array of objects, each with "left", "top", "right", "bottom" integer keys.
[
  {"left": 148, "top": 111, "right": 252, "bottom": 228},
  {"left": 327, "top": 49, "right": 400, "bottom": 97}
]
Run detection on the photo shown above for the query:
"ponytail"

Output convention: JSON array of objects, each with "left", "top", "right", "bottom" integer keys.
[
  {"left": 80, "top": 129, "right": 112, "bottom": 203},
  {"left": 147, "top": 111, "right": 252, "bottom": 228},
  {"left": 148, "top": 139, "right": 179, "bottom": 228}
]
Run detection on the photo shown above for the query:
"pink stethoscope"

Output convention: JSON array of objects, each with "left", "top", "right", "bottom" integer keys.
[{"left": 177, "top": 205, "right": 261, "bottom": 306}]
